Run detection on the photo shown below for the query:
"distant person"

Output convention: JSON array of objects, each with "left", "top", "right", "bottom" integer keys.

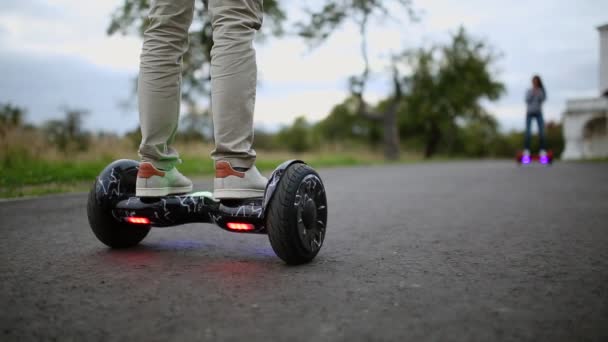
[
  {"left": 523, "top": 75, "right": 547, "bottom": 157},
  {"left": 135, "top": 0, "right": 267, "bottom": 199}
]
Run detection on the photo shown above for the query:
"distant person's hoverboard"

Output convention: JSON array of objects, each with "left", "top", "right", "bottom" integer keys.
[
  {"left": 515, "top": 150, "right": 553, "bottom": 165},
  {"left": 87, "top": 160, "right": 327, "bottom": 265}
]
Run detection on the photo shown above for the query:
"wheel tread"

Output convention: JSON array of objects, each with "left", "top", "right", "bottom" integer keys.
[
  {"left": 266, "top": 164, "right": 326, "bottom": 265},
  {"left": 87, "top": 179, "right": 150, "bottom": 248}
]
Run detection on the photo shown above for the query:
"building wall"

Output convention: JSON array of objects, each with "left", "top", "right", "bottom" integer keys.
[
  {"left": 583, "top": 117, "right": 608, "bottom": 157},
  {"left": 562, "top": 98, "right": 608, "bottom": 159},
  {"left": 562, "top": 25, "right": 608, "bottom": 160},
  {"left": 600, "top": 25, "right": 608, "bottom": 94}
]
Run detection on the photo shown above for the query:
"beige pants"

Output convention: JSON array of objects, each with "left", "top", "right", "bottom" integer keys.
[{"left": 138, "top": 0, "right": 263, "bottom": 170}]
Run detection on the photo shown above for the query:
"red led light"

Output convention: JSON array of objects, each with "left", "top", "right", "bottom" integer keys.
[
  {"left": 126, "top": 217, "right": 150, "bottom": 225},
  {"left": 226, "top": 222, "right": 255, "bottom": 231}
]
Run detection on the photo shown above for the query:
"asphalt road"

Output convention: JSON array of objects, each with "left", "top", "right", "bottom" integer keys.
[{"left": 1, "top": 161, "right": 607, "bottom": 341}]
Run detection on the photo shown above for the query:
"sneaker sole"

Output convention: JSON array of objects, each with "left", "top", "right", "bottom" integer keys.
[
  {"left": 214, "top": 188, "right": 265, "bottom": 199},
  {"left": 136, "top": 185, "right": 193, "bottom": 197}
]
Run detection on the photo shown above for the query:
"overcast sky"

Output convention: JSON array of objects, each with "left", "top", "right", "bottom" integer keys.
[{"left": 0, "top": 0, "right": 607, "bottom": 134}]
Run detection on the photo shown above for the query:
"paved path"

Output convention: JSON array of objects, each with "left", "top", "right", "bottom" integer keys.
[{"left": 1, "top": 161, "right": 607, "bottom": 341}]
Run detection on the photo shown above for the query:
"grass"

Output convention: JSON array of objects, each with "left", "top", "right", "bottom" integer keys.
[
  {"left": 15, "top": 128, "right": 591, "bottom": 199},
  {"left": 0, "top": 155, "right": 382, "bottom": 198},
  {"left": 1, "top": 136, "right": 409, "bottom": 198},
  {"left": 5, "top": 142, "right": 604, "bottom": 199}
]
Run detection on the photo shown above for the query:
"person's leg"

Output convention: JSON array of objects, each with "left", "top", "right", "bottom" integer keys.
[
  {"left": 138, "top": 0, "right": 195, "bottom": 170},
  {"left": 537, "top": 114, "right": 546, "bottom": 151},
  {"left": 524, "top": 114, "right": 532, "bottom": 152},
  {"left": 208, "top": 0, "right": 263, "bottom": 168},
  {"left": 209, "top": 0, "right": 267, "bottom": 199},
  {"left": 136, "top": 0, "right": 194, "bottom": 197}
]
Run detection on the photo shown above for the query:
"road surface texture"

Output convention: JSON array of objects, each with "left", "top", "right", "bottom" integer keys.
[{"left": 1, "top": 161, "right": 607, "bottom": 341}]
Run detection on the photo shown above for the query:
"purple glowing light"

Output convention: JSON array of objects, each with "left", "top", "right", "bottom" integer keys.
[
  {"left": 539, "top": 156, "right": 549, "bottom": 164},
  {"left": 521, "top": 155, "right": 531, "bottom": 164}
]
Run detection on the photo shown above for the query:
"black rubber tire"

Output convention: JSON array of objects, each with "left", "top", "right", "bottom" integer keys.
[
  {"left": 266, "top": 163, "right": 327, "bottom": 265},
  {"left": 87, "top": 179, "right": 150, "bottom": 248}
]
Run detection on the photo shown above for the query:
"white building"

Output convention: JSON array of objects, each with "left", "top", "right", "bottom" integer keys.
[{"left": 561, "top": 24, "right": 608, "bottom": 160}]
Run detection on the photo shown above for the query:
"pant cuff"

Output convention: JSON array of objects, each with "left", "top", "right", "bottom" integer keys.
[{"left": 214, "top": 157, "right": 255, "bottom": 169}]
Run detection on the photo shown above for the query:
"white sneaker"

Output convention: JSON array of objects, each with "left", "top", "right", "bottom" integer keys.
[
  {"left": 136, "top": 162, "right": 193, "bottom": 197},
  {"left": 213, "top": 161, "right": 268, "bottom": 199},
  {"left": 539, "top": 149, "right": 547, "bottom": 157},
  {"left": 523, "top": 149, "right": 530, "bottom": 156}
]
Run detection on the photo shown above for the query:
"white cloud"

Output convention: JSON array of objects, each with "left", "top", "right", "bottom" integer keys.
[{"left": 0, "top": 0, "right": 141, "bottom": 71}]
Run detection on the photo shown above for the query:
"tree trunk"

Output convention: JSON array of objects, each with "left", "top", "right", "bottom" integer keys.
[
  {"left": 383, "top": 109, "right": 400, "bottom": 160},
  {"left": 424, "top": 122, "right": 440, "bottom": 158}
]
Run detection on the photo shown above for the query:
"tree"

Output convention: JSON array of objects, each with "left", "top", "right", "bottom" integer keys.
[
  {"left": 0, "top": 103, "right": 25, "bottom": 126},
  {"left": 44, "top": 107, "right": 91, "bottom": 152},
  {"left": 297, "top": 0, "right": 417, "bottom": 160},
  {"left": 316, "top": 96, "right": 381, "bottom": 145},
  {"left": 453, "top": 113, "right": 501, "bottom": 157},
  {"left": 277, "top": 116, "right": 315, "bottom": 153},
  {"left": 401, "top": 27, "right": 504, "bottom": 158},
  {"left": 0, "top": 103, "right": 28, "bottom": 165}
]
